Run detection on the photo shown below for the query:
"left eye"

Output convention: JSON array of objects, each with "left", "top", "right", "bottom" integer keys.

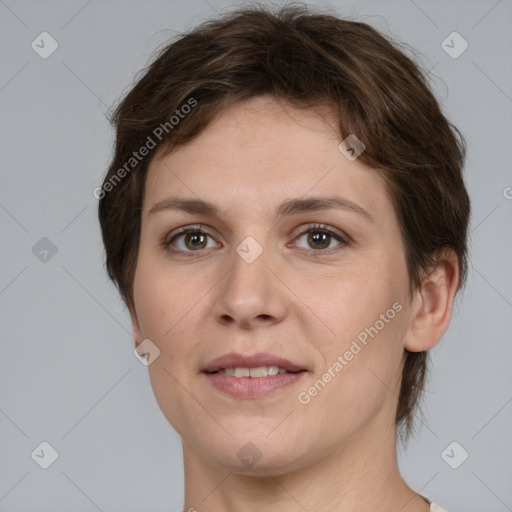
[
  {"left": 291, "top": 224, "right": 348, "bottom": 253},
  {"left": 163, "top": 224, "right": 348, "bottom": 256}
]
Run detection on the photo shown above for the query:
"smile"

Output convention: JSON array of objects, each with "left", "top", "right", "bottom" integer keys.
[{"left": 212, "top": 366, "right": 296, "bottom": 377}]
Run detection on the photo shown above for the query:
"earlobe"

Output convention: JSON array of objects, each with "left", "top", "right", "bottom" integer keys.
[
  {"left": 403, "top": 250, "right": 460, "bottom": 352},
  {"left": 130, "top": 307, "right": 143, "bottom": 349}
]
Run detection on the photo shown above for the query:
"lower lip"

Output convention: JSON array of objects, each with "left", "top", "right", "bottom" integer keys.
[{"left": 203, "top": 371, "right": 307, "bottom": 398}]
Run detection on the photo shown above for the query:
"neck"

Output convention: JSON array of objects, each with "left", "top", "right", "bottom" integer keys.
[{"left": 181, "top": 416, "right": 429, "bottom": 512}]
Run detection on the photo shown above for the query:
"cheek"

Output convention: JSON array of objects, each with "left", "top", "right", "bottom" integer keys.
[
  {"left": 295, "top": 262, "right": 397, "bottom": 340},
  {"left": 132, "top": 253, "right": 218, "bottom": 389},
  {"left": 297, "top": 306, "right": 406, "bottom": 437},
  {"left": 296, "top": 260, "right": 407, "bottom": 393},
  {"left": 133, "top": 258, "right": 206, "bottom": 432},
  {"left": 133, "top": 252, "right": 200, "bottom": 340}
]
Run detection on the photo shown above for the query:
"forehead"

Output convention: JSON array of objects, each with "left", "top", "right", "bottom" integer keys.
[{"left": 143, "top": 96, "right": 392, "bottom": 224}]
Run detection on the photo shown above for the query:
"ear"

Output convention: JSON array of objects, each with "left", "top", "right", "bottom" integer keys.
[
  {"left": 129, "top": 305, "right": 144, "bottom": 350},
  {"left": 403, "top": 249, "right": 460, "bottom": 352}
]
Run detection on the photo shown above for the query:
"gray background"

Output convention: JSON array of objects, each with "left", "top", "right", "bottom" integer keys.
[{"left": 1, "top": 0, "right": 511, "bottom": 511}]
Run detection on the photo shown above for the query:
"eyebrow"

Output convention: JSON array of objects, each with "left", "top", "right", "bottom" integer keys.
[{"left": 148, "top": 195, "right": 373, "bottom": 222}]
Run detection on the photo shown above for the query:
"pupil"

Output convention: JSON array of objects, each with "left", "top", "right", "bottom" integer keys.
[
  {"left": 310, "top": 232, "right": 329, "bottom": 249},
  {"left": 187, "top": 233, "right": 206, "bottom": 250}
]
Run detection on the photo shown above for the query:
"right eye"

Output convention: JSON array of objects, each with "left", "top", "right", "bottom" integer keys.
[{"left": 162, "top": 225, "right": 220, "bottom": 256}]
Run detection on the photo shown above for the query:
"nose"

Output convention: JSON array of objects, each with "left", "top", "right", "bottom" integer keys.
[{"left": 213, "top": 244, "right": 288, "bottom": 329}]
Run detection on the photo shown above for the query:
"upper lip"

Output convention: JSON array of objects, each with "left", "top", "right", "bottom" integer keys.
[{"left": 202, "top": 352, "right": 306, "bottom": 373}]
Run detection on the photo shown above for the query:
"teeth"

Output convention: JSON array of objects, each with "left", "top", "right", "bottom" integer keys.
[
  {"left": 234, "top": 367, "right": 250, "bottom": 377},
  {"left": 250, "top": 366, "right": 267, "bottom": 377},
  {"left": 219, "top": 366, "right": 287, "bottom": 377}
]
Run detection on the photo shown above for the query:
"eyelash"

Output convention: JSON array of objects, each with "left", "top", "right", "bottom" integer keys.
[{"left": 161, "top": 223, "right": 350, "bottom": 258}]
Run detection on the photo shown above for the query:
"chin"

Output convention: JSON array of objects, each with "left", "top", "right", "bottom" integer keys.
[
  {"left": 213, "top": 447, "right": 311, "bottom": 477},
  {"left": 184, "top": 425, "right": 317, "bottom": 477}
]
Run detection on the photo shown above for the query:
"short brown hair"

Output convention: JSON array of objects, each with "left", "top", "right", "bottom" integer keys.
[{"left": 98, "top": 3, "right": 471, "bottom": 438}]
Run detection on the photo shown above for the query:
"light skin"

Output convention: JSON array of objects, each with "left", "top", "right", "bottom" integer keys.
[{"left": 129, "top": 95, "right": 459, "bottom": 511}]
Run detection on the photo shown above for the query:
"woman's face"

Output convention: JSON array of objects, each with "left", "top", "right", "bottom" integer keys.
[{"left": 131, "top": 95, "right": 415, "bottom": 474}]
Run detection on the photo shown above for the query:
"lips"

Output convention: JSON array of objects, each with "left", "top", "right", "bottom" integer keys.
[{"left": 202, "top": 352, "right": 306, "bottom": 374}]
